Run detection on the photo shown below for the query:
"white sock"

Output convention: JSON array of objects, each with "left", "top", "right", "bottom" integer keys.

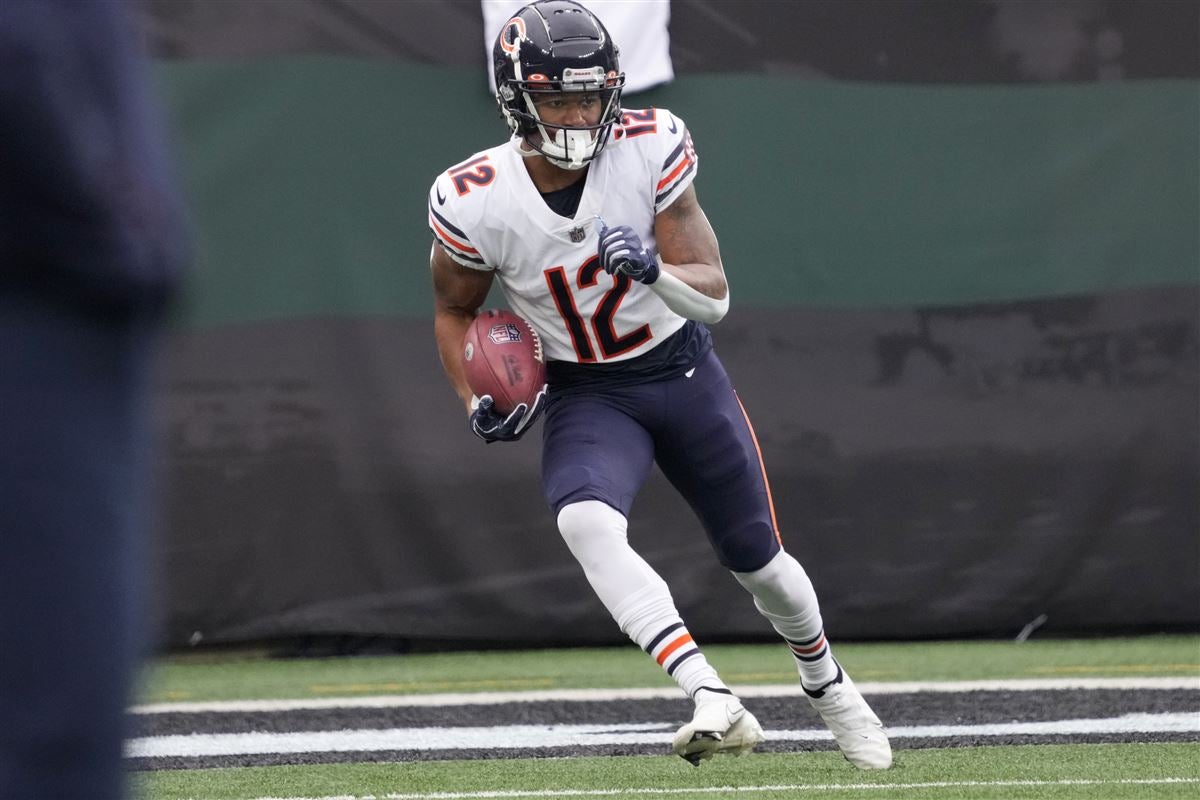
[
  {"left": 612, "top": 584, "right": 728, "bottom": 699},
  {"left": 733, "top": 549, "right": 839, "bottom": 689},
  {"left": 557, "top": 500, "right": 728, "bottom": 700}
]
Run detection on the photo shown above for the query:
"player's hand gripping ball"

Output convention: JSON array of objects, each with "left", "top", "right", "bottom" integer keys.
[{"left": 462, "top": 309, "right": 547, "bottom": 443}]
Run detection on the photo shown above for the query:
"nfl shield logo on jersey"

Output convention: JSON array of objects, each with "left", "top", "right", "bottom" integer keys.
[
  {"left": 488, "top": 323, "right": 523, "bottom": 345},
  {"left": 568, "top": 226, "right": 586, "bottom": 242}
]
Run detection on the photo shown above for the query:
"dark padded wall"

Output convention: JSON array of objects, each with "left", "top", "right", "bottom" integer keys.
[{"left": 160, "top": 291, "right": 1197, "bottom": 645}]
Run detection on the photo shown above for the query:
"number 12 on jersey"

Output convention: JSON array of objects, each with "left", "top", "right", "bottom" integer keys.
[{"left": 545, "top": 255, "right": 652, "bottom": 362}]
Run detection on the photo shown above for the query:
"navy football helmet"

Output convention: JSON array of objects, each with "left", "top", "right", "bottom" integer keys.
[{"left": 493, "top": 0, "right": 625, "bottom": 170}]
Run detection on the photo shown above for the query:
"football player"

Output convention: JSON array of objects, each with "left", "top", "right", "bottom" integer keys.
[{"left": 430, "top": 0, "right": 890, "bottom": 768}]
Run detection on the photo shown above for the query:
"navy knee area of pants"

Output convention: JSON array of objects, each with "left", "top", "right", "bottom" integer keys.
[{"left": 708, "top": 518, "right": 781, "bottom": 572}]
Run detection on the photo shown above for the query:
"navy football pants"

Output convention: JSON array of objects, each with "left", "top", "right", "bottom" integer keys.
[
  {"left": 541, "top": 349, "right": 782, "bottom": 573},
  {"left": 0, "top": 295, "right": 157, "bottom": 800}
]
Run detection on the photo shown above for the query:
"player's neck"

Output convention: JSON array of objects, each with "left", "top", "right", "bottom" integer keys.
[{"left": 523, "top": 154, "right": 589, "bottom": 194}]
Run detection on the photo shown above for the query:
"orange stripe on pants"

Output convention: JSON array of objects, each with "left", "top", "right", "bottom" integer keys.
[{"left": 734, "top": 393, "right": 782, "bottom": 545}]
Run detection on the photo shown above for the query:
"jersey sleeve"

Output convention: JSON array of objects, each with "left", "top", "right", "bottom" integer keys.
[
  {"left": 652, "top": 110, "right": 698, "bottom": 213},
  {"left": 427, "top": 173, "right": 491, "bottom": 271}
]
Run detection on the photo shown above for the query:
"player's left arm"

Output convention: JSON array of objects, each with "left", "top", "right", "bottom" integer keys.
[
  {"left": 596, "top": 184, "right": 730, "bottom": 324},
  {"left": 651, "top": 183, "right": 729, "bottom": 322}
]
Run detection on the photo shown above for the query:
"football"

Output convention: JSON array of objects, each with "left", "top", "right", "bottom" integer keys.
[{"left": 462, "top": 309, "right": 546, "bottom": 416}]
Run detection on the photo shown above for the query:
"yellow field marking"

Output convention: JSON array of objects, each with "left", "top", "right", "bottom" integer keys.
[
  {"left": 1030, "top": 663, "right": 1200, "bottom": 675},
  {"left": 307, "top": 677, "right": 557, "bottom": 694}
]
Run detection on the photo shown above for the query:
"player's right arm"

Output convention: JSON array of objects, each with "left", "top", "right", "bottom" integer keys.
[{"left": 431, "top": 243, "right": 494, "bottom": 414}]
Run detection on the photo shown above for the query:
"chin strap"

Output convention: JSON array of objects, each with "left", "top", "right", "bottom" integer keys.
[
  {"left": 510, "top": 130, "right": 596, "bottom": 171},
  {"left": 511, "top": 135, "right": 540, "bottom": 158}
]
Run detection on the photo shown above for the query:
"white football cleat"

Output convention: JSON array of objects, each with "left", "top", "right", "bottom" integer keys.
[
  {"left": 672, "top": 691, "right": 765, "bottom": 766},
  {"left": 805, "top": 663, "right": 892, "bottom": 769}
]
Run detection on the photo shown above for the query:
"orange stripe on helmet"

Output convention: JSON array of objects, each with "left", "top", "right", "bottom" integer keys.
[{"left": 499, "top": 16, "right": 526, "bottom": 55}]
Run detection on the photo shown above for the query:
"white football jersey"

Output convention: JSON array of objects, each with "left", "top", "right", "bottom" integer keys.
[{"left": 429, "top": 108, "right": 698, "bottom": 364}]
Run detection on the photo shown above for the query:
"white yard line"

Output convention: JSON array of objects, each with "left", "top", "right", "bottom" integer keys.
[
  {"left": 245, "top": 778, "right": 1200, "bottom": 800},
  {"left": 126, "top": 712, "right": 1200, "bottom": 758},
  {"left": 131, "top": 677, "right": 1199, "bottom": 715}
]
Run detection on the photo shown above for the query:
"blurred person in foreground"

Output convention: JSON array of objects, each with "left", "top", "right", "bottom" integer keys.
[
  {"left": 0, "top": 1, "right": 188, "bottom": 798},
  {"left": 429, "top": 0, "right": 890, "bottom": 768}
]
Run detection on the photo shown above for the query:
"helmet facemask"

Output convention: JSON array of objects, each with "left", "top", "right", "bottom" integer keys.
[{"left": 500, "top": 66, "right": 625, "bottom": 170}]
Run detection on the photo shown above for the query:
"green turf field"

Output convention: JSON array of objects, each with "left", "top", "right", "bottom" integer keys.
[
  {"left": 133, "top": 635, "right": 1200, "bottom": 800},
  {"left": 139, "top": 635, "right": 1200, "bottom": 702},
  {"left": 138, "top": 743, "right": 1199, "bottom": 800}
]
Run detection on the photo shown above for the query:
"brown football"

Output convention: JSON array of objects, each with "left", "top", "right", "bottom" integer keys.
[{"left": 462, "top": 309, "right": 546, "bottom": 416}]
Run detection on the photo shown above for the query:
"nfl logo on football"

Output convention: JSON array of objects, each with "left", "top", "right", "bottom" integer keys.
[{"left": 488, "top": 323, "right": 523, "bottom": 345}]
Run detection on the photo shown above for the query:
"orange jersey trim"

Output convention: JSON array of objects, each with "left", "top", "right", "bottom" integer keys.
[
  {"left": 656, "top": 154, "right": 693, "bottom": 192},
  {"left": 430, "top": 216, "right": 479, "bottom": 254}
]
